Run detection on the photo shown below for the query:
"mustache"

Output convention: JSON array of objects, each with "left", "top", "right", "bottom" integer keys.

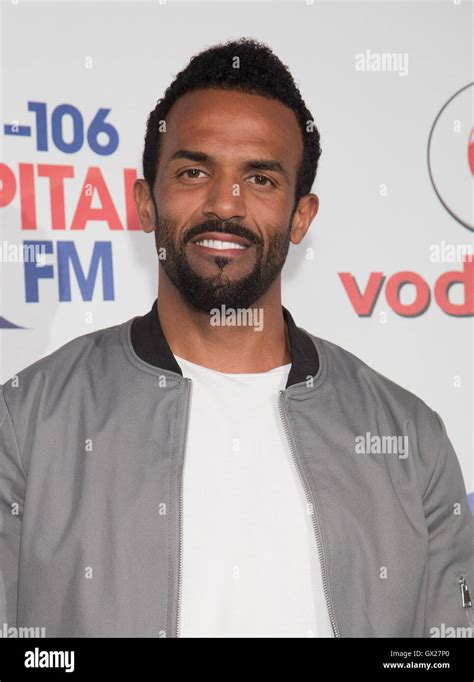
[{"left": 183, "top": 220, "right": 260, "bottom": 245}]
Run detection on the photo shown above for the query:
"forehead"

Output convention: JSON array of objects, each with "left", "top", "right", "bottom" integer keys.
[{"left": 161, "top": 88, "right": 303, "bottom": 171}]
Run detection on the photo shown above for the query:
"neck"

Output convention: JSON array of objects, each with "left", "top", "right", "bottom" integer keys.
[{"left": 156, "top": 274, "right": 291, "bottom": 374}]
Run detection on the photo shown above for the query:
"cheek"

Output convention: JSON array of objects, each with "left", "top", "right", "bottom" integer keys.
[
  {"left": 256, "top": 200, "right": 295, "bottom": 237},
  {"left": 153, "top": 195, "right": 186, "bottom": 234},
  {"left": 156, "top": 184, "right": 201, "bottom": 224},
  {"left": 247, "top": 190, "right": 294, "bottom": 219}
]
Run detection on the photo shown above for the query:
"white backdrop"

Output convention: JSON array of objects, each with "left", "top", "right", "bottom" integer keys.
[{"left": 1, "top": 1, "right": 472, "bottom": 502}]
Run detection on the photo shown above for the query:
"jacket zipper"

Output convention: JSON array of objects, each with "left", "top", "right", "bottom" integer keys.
[
  {"left": 457, "top": 574, "right": 473, "bottom": 628},
  {"left": 173, "top": 375, "right": 473, "bottom": 637},
  {"left": 175, "top": 377, "right": 193, "bottom": 638},
  {"left": 278, "top": 389, "right": 340, "bottom": 638}
]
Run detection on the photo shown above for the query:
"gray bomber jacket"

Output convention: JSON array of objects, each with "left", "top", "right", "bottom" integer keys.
[{"left": 1, "top": 299, "right": 473, "bottom": 637}]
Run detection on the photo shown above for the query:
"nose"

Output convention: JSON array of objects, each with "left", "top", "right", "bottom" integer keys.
[{"left": 202, "top": 174, "right": 247, "bottom": 222}]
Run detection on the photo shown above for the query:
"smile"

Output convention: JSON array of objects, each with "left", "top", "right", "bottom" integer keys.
[
  {"left": 194, "top": 239, "right": 248, "bottom": 251},
  {"left": 189, "top": 231, "right": 255, "bottom": 256}
]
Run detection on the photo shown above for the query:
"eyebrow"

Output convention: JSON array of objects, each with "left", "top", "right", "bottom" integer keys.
[{"left": 167, "top": 149, "right": 290, "bottom": 184}]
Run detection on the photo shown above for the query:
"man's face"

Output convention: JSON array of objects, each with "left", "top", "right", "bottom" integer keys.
[{"left": 150, "top": 88, "right": 306, "bottom": 312}]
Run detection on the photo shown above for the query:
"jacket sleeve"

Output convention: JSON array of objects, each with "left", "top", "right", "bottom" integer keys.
[
  {"left": 423, "top": 412, "right": 474, "bottom": 636},
  {"left": 0, "top": 385, "right": 27, "bottom": 629}
]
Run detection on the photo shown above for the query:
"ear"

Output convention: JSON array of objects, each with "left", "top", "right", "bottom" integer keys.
[
  {"left": 133, "top": 179, "right": 156, "bottom": 233},
  {"left": 290, "top": 194, "right": 319, "bottom": 245}
]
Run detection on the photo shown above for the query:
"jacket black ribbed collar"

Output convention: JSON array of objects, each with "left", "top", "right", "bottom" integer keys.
[{"left": 131, "top": 298, "right": 319, "bottom": 389}]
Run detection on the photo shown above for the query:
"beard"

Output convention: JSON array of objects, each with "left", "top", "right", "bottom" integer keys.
[{"left": 153, "top": 201, "right": 293, "bottom": 313}]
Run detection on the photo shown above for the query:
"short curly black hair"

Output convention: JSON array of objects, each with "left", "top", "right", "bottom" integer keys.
[{"left": 142, "top": 37, "right": 321, "bottom": 205}]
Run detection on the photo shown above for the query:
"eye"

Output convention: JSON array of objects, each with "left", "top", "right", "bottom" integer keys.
[
  {"left": 248, "top": 174, "right": 275, "bottom": 187},
  {"left": 177, "top": 168, "right": 207, "bottom": 180}
]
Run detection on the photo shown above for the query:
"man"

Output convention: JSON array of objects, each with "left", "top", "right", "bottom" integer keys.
[{"left": 1, "top": 38, "right": 472, "bottom": 638}]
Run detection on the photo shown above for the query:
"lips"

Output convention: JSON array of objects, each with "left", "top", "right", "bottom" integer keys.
[
  {"left": 189, "top": 231, "right": 255, "bottom": 256},
  {"left": 190, "top": 232, "right": 253, "bottom": 248}
]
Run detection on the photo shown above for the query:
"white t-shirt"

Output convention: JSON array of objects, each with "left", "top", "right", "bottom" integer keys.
[{"left": 175, "top": 354, "right": 334, "bottom": 638}]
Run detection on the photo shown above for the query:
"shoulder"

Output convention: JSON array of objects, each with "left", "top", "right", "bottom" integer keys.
[
  {"left": 1, "top": 319, "right": 129, "bottom": 414},
  {"left": 304, "top": 331, "right": 461, "bottom": 497},
  {"left": 306, "top": 329, "right": 444, "bottom": 442}
]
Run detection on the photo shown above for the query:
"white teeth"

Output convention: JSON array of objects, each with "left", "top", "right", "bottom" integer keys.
[{"left": 194, "top": 239, "right": 247, "bottom": 250}]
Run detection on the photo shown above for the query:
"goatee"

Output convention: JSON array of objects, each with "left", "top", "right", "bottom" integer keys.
[{"left": 153, "top": 207, "right": 292, "bottom": 313}]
